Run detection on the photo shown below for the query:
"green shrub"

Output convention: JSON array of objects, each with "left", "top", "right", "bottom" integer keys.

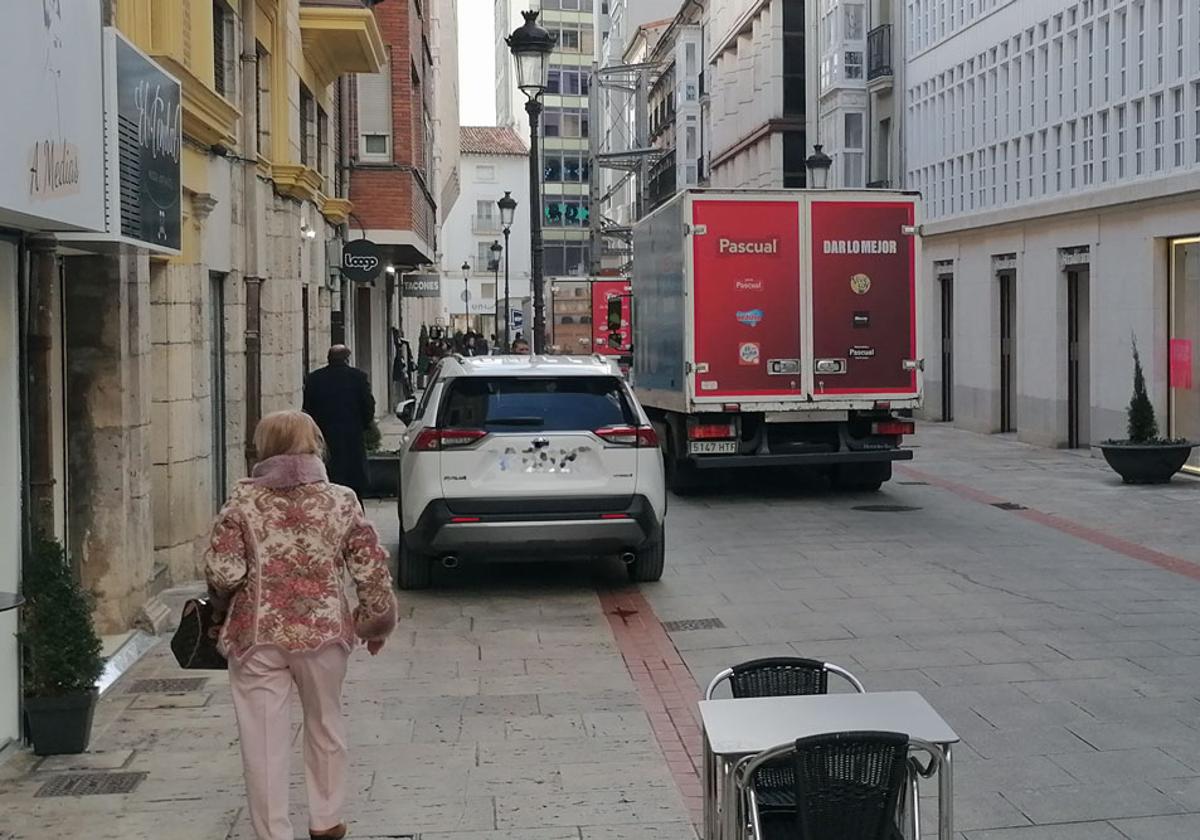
[
  {"left": 364, "top": 421, "right": 382, "bottom": 453},
  {"left": 20, "top": 535, "right": 104, "bottom": 697},
  {"left": 1127, "top": 339, "right": 1159, "bottom": 444}
]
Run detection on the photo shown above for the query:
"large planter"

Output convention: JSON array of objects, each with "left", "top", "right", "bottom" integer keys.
[
  {"left": 24, "top": 689, "right": 98, "bottom": 756},
  {"left": 1099, "top": 441, "right": 1196, "bottom": 484},
  {"left": 364, "top": 454, "right": 400, "bottom": 499}
]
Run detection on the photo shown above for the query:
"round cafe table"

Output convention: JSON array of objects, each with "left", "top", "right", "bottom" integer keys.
[{"left": 0, "top": 592, "right": 25, "bottom": 612}]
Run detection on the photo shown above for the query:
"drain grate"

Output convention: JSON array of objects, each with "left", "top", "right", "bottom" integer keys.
[
  {"left": 35, "top": 772, "right": 147, "bottom": 797},
  {"left": 127, "top": 678, "right": 208, "bottom": 694},
  {"left": 852, "top": 504, "right": 923, "bottom": 512},
  {"left": 991, "top": 502, "right": 1028, "bottom": 511},
  {"left": 897, "top": 481, "right": 929, "bottom": 486},
  {"left": 662, "top": 618, "right": 726, "bottom": 632}
]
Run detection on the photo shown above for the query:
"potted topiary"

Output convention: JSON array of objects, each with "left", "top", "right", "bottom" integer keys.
[
  {"left": 364, "top": 420, "right": 400, "bottom": 498},
  {"left": 20, "top": 534, "right": 105, "bottom": 755},
  {"left": 1099, "top": 339, "right": 1196, "bottom": 484}
]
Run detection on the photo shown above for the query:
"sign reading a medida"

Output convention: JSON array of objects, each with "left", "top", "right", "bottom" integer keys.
[{"left": 1, "top": 0, "right": 105, "bottom": 231}]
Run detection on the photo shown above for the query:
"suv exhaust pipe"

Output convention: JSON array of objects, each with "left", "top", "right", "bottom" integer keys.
[
  {"left": 620, "top": 552, "right": 637, "bottom": 565},
  {"left": 441, "top": 555, "right": 460, "bottom": 569}
]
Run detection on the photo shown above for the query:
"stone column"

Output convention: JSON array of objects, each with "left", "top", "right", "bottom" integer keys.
[{"left": 62, "top": 250, "right": 155, "bottom": 633}]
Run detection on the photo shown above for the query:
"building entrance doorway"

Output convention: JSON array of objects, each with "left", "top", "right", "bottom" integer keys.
[
  {"left": 939, "top": 273, "right": 953, "bottom": 422},
  {"left": 1169, "top": 237, "right": 1200, "bottom": 473},
  {"left": 1066, "top": 269, "right": 1091, "bottom": 448},
  {"left": 999, "top": 271, "right": 1016, "bottom": 433}
]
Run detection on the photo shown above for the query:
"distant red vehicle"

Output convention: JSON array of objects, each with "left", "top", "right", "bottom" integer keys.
[
  {"left": 631, "top": 189, "right": 923, "bottom": 492},
  {"left": 591, "top": 279, "right": 633, "bottom": 357}
]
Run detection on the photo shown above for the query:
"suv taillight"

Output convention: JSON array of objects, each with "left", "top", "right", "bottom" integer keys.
[
  {"left": 412, "top": 428, "right": 489, "bottom": 451},
  {"left": 595, "top": 425, "right": 659, "bottom": 448}
]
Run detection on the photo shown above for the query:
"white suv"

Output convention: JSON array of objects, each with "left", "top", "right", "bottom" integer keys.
[{"left": 396, "top": 354, "right": 667, "bottom": 589}]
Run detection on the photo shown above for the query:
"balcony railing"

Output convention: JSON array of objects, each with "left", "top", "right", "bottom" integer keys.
[
  {"left": 471, "top": 214, "right": 501, "bottom": 234},
  {"left": 647, "top": 149, "right": 678, "bottom": 212},
  {"left": 868, "top": 24, "right": 893, "bottom": 82}
]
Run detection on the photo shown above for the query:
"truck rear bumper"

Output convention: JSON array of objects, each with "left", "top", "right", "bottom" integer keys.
[{"left": 689, "top": 448, "right": 914, "bottom": 470}]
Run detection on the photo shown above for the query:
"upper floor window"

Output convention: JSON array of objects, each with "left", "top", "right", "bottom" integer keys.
[
  {"left": 844, "top": 4, "right": 865, "bottom": 40},
  {"left": 357, "top": 59, "right": 393, "bottom": 162},
  {"left": 299, "top": 83, "right": 316, "bottom": 167},
  {"left": 213, "top": 1, "right": 234, "bottom": 98}
]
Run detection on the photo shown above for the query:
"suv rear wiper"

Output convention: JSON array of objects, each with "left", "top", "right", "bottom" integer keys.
[{"left": 486, "top": 417, "right": 545, "bottom": 427}]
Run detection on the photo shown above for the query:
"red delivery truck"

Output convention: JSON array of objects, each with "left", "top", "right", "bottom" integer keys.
[
  {"left": 591, "top": 279, "right": 633, "bottom": 355},
  {"left": 631, "top": 189, "right": 922, "bottom": 492}
]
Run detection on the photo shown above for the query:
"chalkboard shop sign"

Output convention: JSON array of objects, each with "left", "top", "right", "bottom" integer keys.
[{"left": 115, "top": 34, "right": 181, "bottom": 250}]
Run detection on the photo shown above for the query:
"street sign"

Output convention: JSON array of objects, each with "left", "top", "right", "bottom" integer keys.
[
  {"left": 341, "top": 239, "right": 383, "bottom": 283},
  {"left": 510, "top": 309, "right": 524, "bottom": 330},
  {"left": 460, "top": 290, "right": 470, "bottom": 302},
  {"left": 402, "top": 273, "right": 441, "bottom": 298}
]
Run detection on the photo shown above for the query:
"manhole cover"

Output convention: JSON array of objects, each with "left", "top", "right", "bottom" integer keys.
[
  {"left": 852, "top": 504, "right": 922, "bottom": 512},
  {"left": 127, "top": 678, "right": 208, "bottom": 694},
  {"left": 991, "top": 502, "right": 1028, "bottom": 511},
  {"left": 35, "top": 772, "right": 147, "bottom": 797},
  {"left": 897, "top": 481, "right": 928, "bottom": 486},
  {"left": 662, "top": 618, "right": 726, "bottom": 632}
]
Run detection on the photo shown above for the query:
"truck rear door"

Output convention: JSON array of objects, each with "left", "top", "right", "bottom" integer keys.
[
  {"left": 808, "top": 198, "right": 918, "bottom": 398},
  {"left": 691, "top": 198, "right": 803, "bottom": 399}
]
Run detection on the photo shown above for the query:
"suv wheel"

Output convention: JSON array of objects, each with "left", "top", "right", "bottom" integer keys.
[
  {"left": 627, "top": 534, "right": 665, "bottom": 583},
  {"left": 397, "top": 537, "right": 433, "bottom": 590}
]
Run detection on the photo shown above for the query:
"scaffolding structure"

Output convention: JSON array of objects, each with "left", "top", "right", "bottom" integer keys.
[{"left": 588, "top": 60, "right": 665, "bottom": 274}]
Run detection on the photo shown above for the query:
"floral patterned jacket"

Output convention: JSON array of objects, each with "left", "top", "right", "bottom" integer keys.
[{"left": 204, "top": 454, "right": 397, "bottom": 659}]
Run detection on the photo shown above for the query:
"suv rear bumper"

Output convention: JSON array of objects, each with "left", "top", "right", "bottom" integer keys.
[{"left": 405, "top": 495, "right": 661, "bottom": 556}]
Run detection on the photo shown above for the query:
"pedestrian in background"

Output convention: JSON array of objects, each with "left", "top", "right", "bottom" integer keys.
[
  {"left": 512, "top": 337, "right": 531, "bottom": 355},
  {"left": 205, "top": 410, "right": 397, "bottom": 840},
  {"left": 302, "top": 345, "right": 374, "bottom": 500}
]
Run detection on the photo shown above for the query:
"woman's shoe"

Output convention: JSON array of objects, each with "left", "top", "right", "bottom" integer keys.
[{"left": 310, "top": 824, "right": 347, "bottom": 840}]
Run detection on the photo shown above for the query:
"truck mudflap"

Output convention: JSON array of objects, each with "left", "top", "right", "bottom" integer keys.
[{"left": 689, "top": 448, "right": 914, "bottom": 470}]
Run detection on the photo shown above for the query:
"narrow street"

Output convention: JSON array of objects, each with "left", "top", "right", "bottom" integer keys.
[{"left": 4, "top": 425, "right": 1200, "bottom": 839}]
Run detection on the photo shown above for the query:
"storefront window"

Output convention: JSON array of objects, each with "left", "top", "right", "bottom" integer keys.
[{"left": 1169, "top": 236, "right": 1200, "bottom": 471}]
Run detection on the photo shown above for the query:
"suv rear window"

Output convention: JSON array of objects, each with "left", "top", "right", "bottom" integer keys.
[{"left": 440, "top": 376, "right": 636, "bottom": 432}]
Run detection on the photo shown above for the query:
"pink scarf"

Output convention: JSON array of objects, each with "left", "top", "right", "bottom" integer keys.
[{"left": 250, "top": 454, "right": 328, "bottom": 489}]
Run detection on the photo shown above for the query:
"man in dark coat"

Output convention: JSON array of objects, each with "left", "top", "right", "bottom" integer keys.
[{"left": 302, "top": 345, "right": 375, "bottom": 499}]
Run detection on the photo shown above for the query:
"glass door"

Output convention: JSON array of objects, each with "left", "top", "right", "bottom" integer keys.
[{"left": 1169, "top": 237, "right": 1200, "bottom": 472}]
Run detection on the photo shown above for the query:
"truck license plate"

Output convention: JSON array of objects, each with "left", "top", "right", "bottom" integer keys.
[{"left": 689, "top": 441, "right": 736, "bottom": 455}]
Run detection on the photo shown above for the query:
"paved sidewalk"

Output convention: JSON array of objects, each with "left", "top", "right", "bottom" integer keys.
[
  {"left": 649, "top": 424, "right": 1200, "bottom": 839},
  {"left": 6, "top": 424, "right": 1200, "bottom": 840},
  {"left": 0, "top": 510, "right": 696, "bottom": 840}
]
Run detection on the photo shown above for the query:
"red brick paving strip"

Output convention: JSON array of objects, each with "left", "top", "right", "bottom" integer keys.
[
  {"left": 596, "top": 586, "right": 706, "bottom": 825},
  {"left": 899, "top": 464, "right": 1200, "bottom": 582}
]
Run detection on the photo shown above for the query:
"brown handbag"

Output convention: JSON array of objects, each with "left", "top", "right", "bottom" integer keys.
[{"left": 170, "top": 598, "right": 228, "bottom": 670}]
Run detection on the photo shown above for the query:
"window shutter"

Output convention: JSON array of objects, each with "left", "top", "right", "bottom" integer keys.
[{"left": 357, "top": 59, "right": 392, "bottom": 160}]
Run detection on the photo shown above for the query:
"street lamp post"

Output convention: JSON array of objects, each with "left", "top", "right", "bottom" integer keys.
[
  {"left": 490, "top": 239, "right": 502, "bottom": 345},
  {"left": 461, "top": 260, "right": 471, "bottom": 334},
  {"left": 506, "top": 11, "right": 555, "bottom": 354},
  {"left": 498, "top": 191, "right": 517, "bottom": 350},
  {"left": 805, "top": 144, "right": 833, "bottom": 189}
]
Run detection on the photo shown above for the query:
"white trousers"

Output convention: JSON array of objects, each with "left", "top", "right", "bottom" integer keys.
[{"left": 229, "top": 644, "right": 350, "bottom": 840}]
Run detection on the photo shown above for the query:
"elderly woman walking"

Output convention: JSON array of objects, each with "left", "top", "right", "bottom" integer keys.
[{"left": 205, "top": 411, "right": 398, "bottom": 840}]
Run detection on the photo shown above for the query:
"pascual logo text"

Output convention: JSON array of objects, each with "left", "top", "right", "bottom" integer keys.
[{"left": 719, "top": 238, "right": 778, "bottom": 254}]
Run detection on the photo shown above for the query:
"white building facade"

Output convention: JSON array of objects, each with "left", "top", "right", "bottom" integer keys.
[
  {"left": 441, "top": 128, "right": 532, "bottom": 342},
  {"left": 708, "top": 0, "right": 811, "bottom": 189},
  {"left": 905, "top": 0, "right": 1200, "bottom": 465}
]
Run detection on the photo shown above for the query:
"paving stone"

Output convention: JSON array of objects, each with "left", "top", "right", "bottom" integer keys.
[
  {"left": 1109, "top": 814, "right": 1200, "bottom": 840},
  {"left": 1000, "top": 781, "right": 1185, "bottom": 823}
]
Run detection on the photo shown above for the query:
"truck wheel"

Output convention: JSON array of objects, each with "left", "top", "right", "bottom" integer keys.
[
  {"left": 628, "top": 535, "right": 665, "bottom": 583},
  {"left": 832, "top": 463, "right": 892, "bottom": 492},
  {"left": 397, "top": 538, "right": 432, "bottom": 590},
  {"left": 665, "top": 436, "right": 700, "bottom": 495}
]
